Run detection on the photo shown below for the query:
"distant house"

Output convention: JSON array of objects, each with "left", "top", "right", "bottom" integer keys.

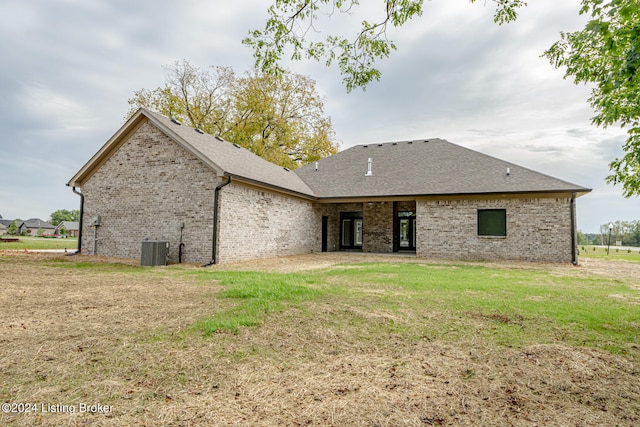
[
  {"left": 0, "top": 219, "right": 14, "bottom": 235},
  {"left": 18, "top": 218, "right": 56, "bottom": 236},
  {"left": 67, "top": 108, "right": 590, "bottom": 264},
  {"left": 55, "top": 221, "right": 79, "bottom": 237}
]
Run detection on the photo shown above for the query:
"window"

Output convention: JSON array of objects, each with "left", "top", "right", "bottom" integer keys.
[{"left": 478, "top": 209, "right": 506, "bottom": 236}]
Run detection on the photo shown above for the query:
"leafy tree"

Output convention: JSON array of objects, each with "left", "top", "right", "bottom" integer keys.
[
  {"left": 128, "top": 60, "right": 339, "bottom": 169},
  {"left": 7, "top": 220, "right": 18, "bottom": 236},
  {"left": 577, "top": 230, "right": 590, "bottom": 245},
  {"left": 49, "top": 209, "right": 80, "bottom": 226},
  {"left": 244, "top": 0, "right": 526, "bottom": 92},
  {"left": 247, "top": 0, "right": 640, "bottom": 196},
  {"left": 544, "top": 0, "right": 640, "bottom": 197}
]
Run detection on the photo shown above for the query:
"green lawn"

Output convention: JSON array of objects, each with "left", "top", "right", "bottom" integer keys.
[
  {"left": 580, "top": 244, "right": 640, "bottom": 261},
  {"left": 189, "top": 260, "right": 640, "bottom": 355},
  {"left": 0, "top": 236, "right": 78, "bottom": 250}
]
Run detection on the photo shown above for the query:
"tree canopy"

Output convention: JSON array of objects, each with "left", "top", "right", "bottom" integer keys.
[
  {"left": 544, "top": 0, "right": 640, "bottom": 197},
  {"left": 49, "top": 209, "right": 80, "bottom": 226},
  {"left": 243, "top": 0, "right": 526, "bottom": 92},
  {"left": 128, "top": 61, "right": 339, "bottom": 169},
  {"left": 245, "top": 0, "right": 640, "bottom": 196}
]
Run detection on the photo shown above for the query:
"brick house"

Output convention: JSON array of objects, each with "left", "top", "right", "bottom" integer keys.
[{"left": 67, "top": 108, "right": 590, "bottom": 264}]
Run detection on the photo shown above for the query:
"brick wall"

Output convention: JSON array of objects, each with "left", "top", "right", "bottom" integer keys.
[
  {"left": 216, "top": 182, "right": 319, "bottom": 262},
  {"left": 363, "top": 201, "right": 393, "bottom": 252},
  {"left": 416, "top": 197, "right": 574, "bottom": 263},
  {"left": 314, "top": 203, "right": 363, "bottom": 252},
  {"left": 81, "top": 121, "right": 217, "bottom": 264}
]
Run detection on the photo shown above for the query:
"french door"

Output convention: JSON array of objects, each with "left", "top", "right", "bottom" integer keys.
[
  {"left": 397, "top": 212, "right": 416, "bottom": 251},
  {"left": 340, "top": 213, "right": 363, "bottom": 250}
]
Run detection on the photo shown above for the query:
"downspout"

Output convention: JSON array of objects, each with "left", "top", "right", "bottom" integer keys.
[
  {"left": 203, "top": 175, "right": 231, "bottom": 267},
  {"left": 570, "top": 192, "right": 577, "bottom": 265},
  {"left": 69, "top": 185, "right": 84, "bottom": 255}
]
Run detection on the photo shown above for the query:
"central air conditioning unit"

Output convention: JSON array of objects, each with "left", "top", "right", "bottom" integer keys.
[{"left": 141, "top": 241, "right": 170, "bottom": 266}]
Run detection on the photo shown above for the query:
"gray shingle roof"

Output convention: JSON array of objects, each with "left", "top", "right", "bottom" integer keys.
[
  {"left": 20, "top": 218, "right": 55, "bottom": 229},
  {"left": 295, "top": 139, "right": 590, "bottom": 198},
  {"left": 143, "top": 110, "right": 315, "bottom": 197},
  {"left": 69, "top": 110, "right": 589, "bottom": 200}
]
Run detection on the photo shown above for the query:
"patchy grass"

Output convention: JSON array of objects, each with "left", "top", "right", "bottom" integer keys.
[
  {"left": 321, "top": 263, "right": 639, "bottom": 353},
  {"left": 1, "top": 252, "right": 638, "bottom": 426},
  {"left": 191, "top": 271, "right": 323, "bottom": 334}
]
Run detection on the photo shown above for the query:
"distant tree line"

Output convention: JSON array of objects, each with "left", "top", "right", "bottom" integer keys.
[{"left": 578, "top": 220, "right": 640, "bottom": 247}]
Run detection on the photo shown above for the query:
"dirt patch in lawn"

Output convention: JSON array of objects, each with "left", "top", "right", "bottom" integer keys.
[{"left": 0, "top": 252, "right": 638, "bottom": 426}]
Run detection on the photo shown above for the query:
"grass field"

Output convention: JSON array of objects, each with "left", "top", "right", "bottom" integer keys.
[
  {"left": 0, "top": 236, "right": 78, "bottom": 251},
  {"left": 0, "top": 252, "right": 638, "bottom": 426},
  {"left": 580, "top": 244, "right": 640, "bottom": 261}
]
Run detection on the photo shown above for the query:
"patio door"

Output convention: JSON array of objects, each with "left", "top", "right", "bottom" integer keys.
[
  {"left": 397, "top": 212, "right": 416, "bottom": 251},
  {"left": 340, "top": 212, "right": 363, "bottom": 250}
]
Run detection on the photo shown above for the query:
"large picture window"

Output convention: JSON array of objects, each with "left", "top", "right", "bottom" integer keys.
[{"left": 477, "top": 209, "right": 506, "bottom": 236}]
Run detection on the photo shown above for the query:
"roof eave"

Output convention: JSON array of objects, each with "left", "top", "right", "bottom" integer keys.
[
  {"left": 314, "top": 188, "right": 591, "bottom": 203},
  {"left": 225, "top": 173, "right": 318, "bottom": 201}
]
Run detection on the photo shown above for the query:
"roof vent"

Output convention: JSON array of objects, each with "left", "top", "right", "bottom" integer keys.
[
  {"left": 407, "top": 141, "right": 413, "bottom": 144},
  {"left": 171, "top": 118, "right": 182, "bottom": 125},
  {"left": 194, "top": 128, "right": 204, "bottom": 134},
  {"left": 283, "top": 167, "right": 290, "bottom": 172},
  {"left": 378, "top": 144, "right": 383, "bottom": 146},
  {"left": 506, "top": 167, "right": 511, "bottom": 176},
  {"left": 315, "top": 161, "right": 318, "bottom": 171},
  {"left": 365, "top": 158, "right": 373, "bottom": 177},
  {"left": 392, "top": 142, "right": 397, "bottom": 146},
  {"left": 232, "top": 143, "right": 241, "bottom": 148},
  {"left": 215, "top": 136, "right": 224, "bottom": 141},
  {"left": 363, "top": 145, "right": 368, "bottom": 148}
]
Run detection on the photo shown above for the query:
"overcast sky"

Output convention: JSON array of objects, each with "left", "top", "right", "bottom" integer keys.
[{"left": 1, "top": 0, "right": 638, "bottom": 233}]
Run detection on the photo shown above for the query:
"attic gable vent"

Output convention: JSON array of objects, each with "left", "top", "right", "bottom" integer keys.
[
  {"left": 171, "top": 118, "right": 182, "bottom": 125},
  {"left": 194, "top": 128, "right": 204, "bottom": 134}
]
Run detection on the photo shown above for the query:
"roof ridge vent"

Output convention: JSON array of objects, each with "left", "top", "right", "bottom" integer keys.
[{"left": 171, "top": 118, "right": 182, "bottom": 125}]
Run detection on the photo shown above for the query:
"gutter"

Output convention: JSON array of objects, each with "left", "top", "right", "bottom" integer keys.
[
  {"left": 203, "top": 175, "right": 232, "bottom": 266},
  {"left": 570, "top": 192, "right": 577, "bottom": 265},
  {"left": 69, "top": 185, "right": 84, "bottom": 255}
]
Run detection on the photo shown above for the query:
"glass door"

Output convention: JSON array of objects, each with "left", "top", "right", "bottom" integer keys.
[
  {"left": 340, "top": 213, "right": 363, "bottom": 250},
  {"left": 397, "top": 212, "right": 416, "bottom": 251}
]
